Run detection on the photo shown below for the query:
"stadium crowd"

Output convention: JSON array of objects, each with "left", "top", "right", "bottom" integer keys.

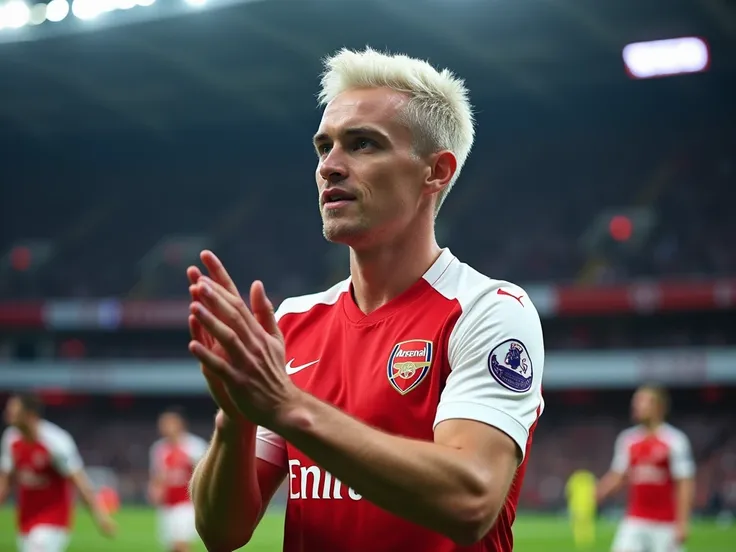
[{"left": 1, "top": 124, "right": 734, "bottom": 301}]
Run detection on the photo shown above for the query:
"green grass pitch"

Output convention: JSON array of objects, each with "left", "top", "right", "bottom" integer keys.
[{"left": 1, "top": 507, "right": 735, "bottom": 551}]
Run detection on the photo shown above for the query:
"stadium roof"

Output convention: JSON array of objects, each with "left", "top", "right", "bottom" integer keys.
[{"left": 0, "top": 0, "right": 734, "bottom": 141}]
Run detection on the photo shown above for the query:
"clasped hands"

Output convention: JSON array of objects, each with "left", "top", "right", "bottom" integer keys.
[{"left": 186, "top": 250, "right": 299, "bottom": 429}]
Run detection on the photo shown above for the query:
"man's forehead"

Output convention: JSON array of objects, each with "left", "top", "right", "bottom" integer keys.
[{"left": 318, "top": 88, "right": 408, "bottom": 133}]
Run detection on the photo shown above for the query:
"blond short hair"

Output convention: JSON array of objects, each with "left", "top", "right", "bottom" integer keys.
[{"left": 318, "top": 47, "right": 475, "bottom": 213}]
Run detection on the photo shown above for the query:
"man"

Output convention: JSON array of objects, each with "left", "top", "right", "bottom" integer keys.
[
  {"left": 0, "top": 393, "right": 116, "bottom": 552},
  {"left": 188, "top": 47, "right": 545, "bottom": 552},
  {"left": 149, "top": 407, "right": 208, "bottom": 552},
  {"left": 565, "top": 468, "right": 597, "bottom": 549},
  {"left": 597, "top": 386, "right": 695, "bottom": 552}
]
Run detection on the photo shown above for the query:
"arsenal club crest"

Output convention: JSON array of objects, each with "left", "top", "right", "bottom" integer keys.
[{"left": 386, "top": 340, "right": 433, "bottom": 395}]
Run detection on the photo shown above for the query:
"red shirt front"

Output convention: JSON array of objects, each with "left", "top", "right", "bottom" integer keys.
[
  {"left": 610, "top": 423, "right": 695, "bottom": 522},
  {"left": 256, "top": 249, "right": 545, "bottom": 551},
  {"left": 150, "top": 433, "right": 207, "bottom": 507},
  {"left": 1, "top": 421, "right": 83, "bottom": 534}
]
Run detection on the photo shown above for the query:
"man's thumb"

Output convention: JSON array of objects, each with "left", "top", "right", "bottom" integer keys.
[{"left": 250, "top": 280, "right": 280, "bottom": 337}]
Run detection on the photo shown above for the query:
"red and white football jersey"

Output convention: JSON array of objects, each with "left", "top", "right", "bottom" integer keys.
[
  {"left": 0, "top": 420, "right": 83, "bottom": 535},
  {"left": 150, "top": 433, "right": 208, "bottom": 507},
  {"left": 611, "top": 423, "right": 695, "bottom": 522},
  {"left": 257, "top": 249, "right": 545, "bottom": 552}
]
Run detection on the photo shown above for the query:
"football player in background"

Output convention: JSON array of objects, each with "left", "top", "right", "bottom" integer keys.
[
  {"left": 597, "top": 385, "right": 695, "bottom": 552},
  {"left": 565, "top": 468, "right": 597, "bottom": 549},
  {"left": 149, "top": 406, "right": 207, "bottom": 552},
  {"left": 0, "top": 393, "right": 116, "bottom": 552}
]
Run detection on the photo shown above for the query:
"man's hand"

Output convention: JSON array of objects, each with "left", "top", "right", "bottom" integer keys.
[
  {"left": 94, "top": 512, "right": 117, "bottom": 538},
  {"left": 187, "top": 252, "right": 247, "bottom": 423},
  {"left": 188, "top": 252, "right": 298, "bottom": 428},
  {"left": 147, "top": 481, "right": 163, "bottom": 505},
  {"left": 675, "top": 521, "right": 689, "bottom": 544}
]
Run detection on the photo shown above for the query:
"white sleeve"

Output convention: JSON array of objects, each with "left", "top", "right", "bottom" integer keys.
[
  {"left": 610, "top": 432, "right": 630, "bottom": 474},
  {"left": 48, "top": 431, "right": 84, "bottom": 476},
  {"left": 0, "top": 428, "right": 14, "bottom": 474},
  {"left": 188, "top": 435, "right": 209, "bottom": 463},
  {"left": 255, "top": 426, "right": 287, "bottom": 468},
  {"left": 670, "top": 432, "right": 696, "bottom": 479},
  {"left": 434, "top": 285, "right": 545, "bottom": 461},
  {"left": 149, "top": 441, "right": 161, "bottom": 476}
]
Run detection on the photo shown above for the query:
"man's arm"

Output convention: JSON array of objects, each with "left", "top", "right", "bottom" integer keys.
[
  {"left": 272, "top": 286, "right": 544, "bottom": 545},
  {"left": 49, "top": 429, "right": 115, "bottom": 536},
  {"left": 147, "top": 442, "right": 164, "bottom": 505},
  {"left": 0, "top": 471, "right": 10, "bottom": 504},
  {"left": 597, "top": 432, "right": 629, "bottom": 503},
  {"left": 670, "top": 432, "right": 696, "bottom": 541},
  {"left": 277, "top": 397, "right": 519, "bottom": 545},
  {"left": 0, "top": 428, "right": 14, "bottom": 504},
  {"left": 675, "top": 477, "right": 695, "bottom": 527},
  {"left": 68, "top": 470, "right": 115, "bottom": 534},
  {"left": 189, "top": 412, "right": 286, "bottom": 552}
]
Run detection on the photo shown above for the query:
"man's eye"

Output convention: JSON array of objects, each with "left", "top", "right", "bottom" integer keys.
[
  {"left": 355, "top": 138, "right": 374, "bottom": 150},
  {"left": 317, "top": 144, "right": 331, "bottom": 155}
]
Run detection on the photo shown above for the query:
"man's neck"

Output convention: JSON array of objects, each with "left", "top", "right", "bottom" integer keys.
[
  {"left": 19, "top": 419, "right": 39, "bottom": 441},
  {"left": 643, "top": 420, "right": 664, "bottom": 433},
  {"left": 349, "top": 227, "right": 441, "bottom": 315}
]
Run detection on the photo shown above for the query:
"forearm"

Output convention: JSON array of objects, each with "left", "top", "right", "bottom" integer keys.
[
  {"left": 596, "top": 471, "right": 623, "bottom": 503},
  {"left": 73, "top": 473, "right": 106, "bottom": 518},
  {"left": 274, "top": 392, "right": 509, "bottom": 544},
  {"left": 0, "top": 473, "right": 9, "bottom": 504},
  {"left": 675, "top": 478, "right": 695, "bottom": 526},
  {"left": 190, "top": 418, "right": 262, "bottom": 551}
]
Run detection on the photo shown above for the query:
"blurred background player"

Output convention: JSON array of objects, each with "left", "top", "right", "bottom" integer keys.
[
  {"left": 565, "top": 468, "right": 597, "bottom": 549},
  {"left": 148, "top": 407, "right": 207, "bottom": 552},
  {"left": 0, "top": 393, "right": 116, "bottom": 552},
  {"left": 597, "top": 385, "right": 695, "bottom": 552}
]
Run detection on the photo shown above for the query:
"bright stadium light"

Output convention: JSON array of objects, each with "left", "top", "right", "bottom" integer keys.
[
  {"left": 116, "top": 0, "right": 138, "bottom": 9},
  {"left": 3, "top": 1, "right": 31, "bottom": 29},
  {"left": 72, "top": 0, "right": 106, "bottom": 19},
  {"left": 137, "top": 0, "right": 156, "bottom": 6},
  {"left": 29, "top": 2, "right": 47, "bottom": 25},
  {"left": 46, "top": 0, "right": 70, "bottom": 22},
  {"left": 623, "top": 37, "right": 709, "bottom": 79}
]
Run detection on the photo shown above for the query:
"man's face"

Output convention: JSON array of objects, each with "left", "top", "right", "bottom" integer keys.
[
  {"left": 631, "top": 389, "right": 660, "bottom": 424},
  {"left": 3, "top": 396, "right": 25, "bottom": 428},
  {"left": 313, "top": 87, "right": 431, "bottom": 247},
  {"left": 158, "top": 413, "right": 183, "bottom": 439}
]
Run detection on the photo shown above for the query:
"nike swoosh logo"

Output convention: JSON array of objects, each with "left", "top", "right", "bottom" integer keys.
[{"left": 285, "top": 359, "right": 319, "bottom": 375}]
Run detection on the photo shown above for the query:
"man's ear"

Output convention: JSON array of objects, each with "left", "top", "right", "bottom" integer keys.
[{"left": 423, "top": 150, "right": 457, "bottom": 197}]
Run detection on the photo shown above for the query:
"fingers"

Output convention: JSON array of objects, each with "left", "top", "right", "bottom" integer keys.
[
  {"left": 190, "top": 300, "right": 257, "bottom": 370},
  {"left": 250, "top": 280, "right": 281, "bottom": 338},
  {"left": 200, "top": 250, "right": 240, "bottom": 295},
  {"left": 188, "top": 314, "right": 215, "bottom": 350},
  {"left": 195, "top": 276, "right": 266, "bottom": 344},
  {"left": 187, "top": 266, "right": 203, "bottom": 286},
  {"left": 189, "top": 338, "right": 244, "bottom": 387}
]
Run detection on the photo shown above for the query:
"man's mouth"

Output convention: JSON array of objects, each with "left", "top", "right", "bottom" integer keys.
[{"left": 322, "top": 189, "right": 357, "bottom": 207}]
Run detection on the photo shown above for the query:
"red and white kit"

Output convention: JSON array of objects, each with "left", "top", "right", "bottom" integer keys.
[
  {"left": 257, "top": 249, "right": 545, "bottom": 552},
  {"left": 610, "top": 423, "right": 695, "bottom": 552},
  {"left": 149, "top": 433, "right": 208, "bottom": 546},
  {"left": 1, "top": 420, "right": 84, "bottom": 552}
]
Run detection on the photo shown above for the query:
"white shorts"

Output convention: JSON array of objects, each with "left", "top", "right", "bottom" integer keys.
[
  {"left": 158, "top": 503, "right": 197, "bottom": 546},
  {"left": 611, "top": 517, "right": 683, "bottom": 552},
  {"left": 17, "top": 525, "right": 70, "bottom": 552}
]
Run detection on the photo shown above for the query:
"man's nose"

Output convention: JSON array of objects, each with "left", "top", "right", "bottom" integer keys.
[{"left": 319, "top": 147, "right": 348, "bottom": 183}]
